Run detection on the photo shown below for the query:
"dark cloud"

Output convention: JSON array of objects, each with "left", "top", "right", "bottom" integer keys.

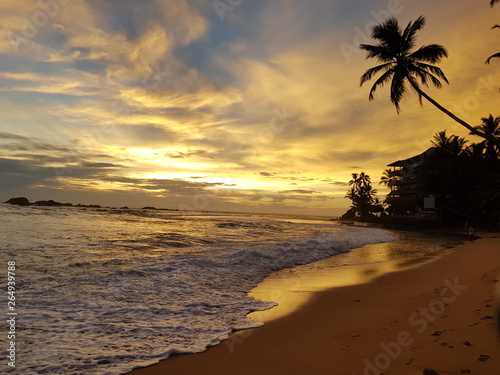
[
  {"left": 280, "top": 189, "right": 317, "bottom": 194},
  {"left": 0, "top": 158, "right": 54, "bottom": 190},
  {"left": 257, "top": 172, "right": 315, "bottom": 182},
  {"left": 100, "top": 175, "right": 226, "bottom": 195},
  {"left": 79, "top": 162, "right": 125, "bottom": 169},
  {"left": 85, "top": 0, "right": 148, "bottom": 40},
  {"left": 165, "top": 149, "right": 212, "bottom": 159}
]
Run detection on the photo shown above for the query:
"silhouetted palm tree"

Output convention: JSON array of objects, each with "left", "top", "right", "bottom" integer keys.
[
  {"left": 471, "top": 114, "right": 500, "bottom": 159},
  {"left": 359, "top": 16, "right": 492, "bottom": 142},
  {"left": 487, "top": 0, "right": 500, "bottom": 62},
  {"left": 345, "top": 172, "right": 379, "bottom": 218},
  {"left": 349, "top": 172, "right": 372, "bottom": 190},
  {"left": 431, "top": 131, "right": 468, "bottom": 157},
  {"left": 379, "top": 169, "right": 394, "bottom": 186},
  {"left": 486, "top": 24, "right": 500, "bottom": 64}
]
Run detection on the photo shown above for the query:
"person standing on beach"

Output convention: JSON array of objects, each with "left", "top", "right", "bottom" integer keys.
[{"left": 468, "top": 225, "right": 475, "bottom": 241}]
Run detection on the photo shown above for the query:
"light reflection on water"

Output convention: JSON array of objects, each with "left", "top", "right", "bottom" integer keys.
[{"left": 249, "top": 231, "right": 464, "bottom": 323}]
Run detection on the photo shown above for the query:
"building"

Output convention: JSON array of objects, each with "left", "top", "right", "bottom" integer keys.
[{"left": 385, "top": 147, "right": 440, "bottom": 218}]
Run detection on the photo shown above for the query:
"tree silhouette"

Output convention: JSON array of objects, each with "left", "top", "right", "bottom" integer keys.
[
  {"left": 471, "top": 114, "right": 500, "bottom": 160},
  {"left": 344, "top": 172, "right": 382, "bottom": 218},
  {"left": 359, "top": 16, "right": 497, "bottom": 145},
  {"left": 379, "top": 168, "right": 395, "bottom": 187}
]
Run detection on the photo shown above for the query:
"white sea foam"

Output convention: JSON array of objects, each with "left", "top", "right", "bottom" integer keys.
[{"left": 0, "top": 205, "right": 394, "bottom": 374}]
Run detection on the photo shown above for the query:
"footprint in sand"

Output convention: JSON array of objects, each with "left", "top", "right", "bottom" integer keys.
[
  {"left": 480, "top": 315, "right": 494, "bottom": 320},
  {"left": 411, "top": 346, "right": 422, "bottom": 352},
  {"left": 478, "top": 354, "right": 490, "bottom": 361},
  {"left": 352, "top": 334, "right": 362, "bottom": 339},
  {"left": 406, "top": 358, "right": 415, "bottom": 366}
]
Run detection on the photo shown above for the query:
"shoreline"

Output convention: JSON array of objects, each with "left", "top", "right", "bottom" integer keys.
[{"left": 127, "top": 234, "right": 500, "bottom": 375}]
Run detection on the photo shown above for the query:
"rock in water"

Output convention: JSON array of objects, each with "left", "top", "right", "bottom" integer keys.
[
  {"left": 35, "top": 200, "right": 61, "bottom": 206},
  {"left": 423, "top": 369, "right": 440, "bottom": 375},
  {"left": 4, "top": 197, "right": 30, "bottom": 206}
]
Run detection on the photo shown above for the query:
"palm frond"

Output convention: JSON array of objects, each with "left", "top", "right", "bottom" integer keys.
[
  {"left": 389, "top": 68, "right": 406, "bottom": 111},
  {"left": 359, "top": 44, "right": 395, "bottom": 62},
  {"left": 360, "top": 63, "right": 393, "bottom": 86},
  {"left": 486, "top": 52, "right": 500, "bottom": 64},
  {"left": 368, "top": 67, "right": 396, "bottom": 101},
  {"left": 415, "top": 62, "right": 449, "bottom": 84},
  {"left": 401, "top": 16, "right": 426, "bottom": 53},
  {"left": 372, "top": 17, "right": 401, "bottom": 41},
  {"left": 410, "top": 67, "right": 439, "bottom": 88},
  {"left": 405, "top": 74, "right": 424, "bottom": 106},
  {"left": 409, "top": 66, "right": 445, "bottom": 90},
  {"left": 409, "top": 44, "right": 448, "bottom": 63}
]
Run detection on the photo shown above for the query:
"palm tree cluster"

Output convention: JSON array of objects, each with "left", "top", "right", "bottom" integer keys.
[
  {"left": 402, "top": 116, "right": 500, "bottom": 223},
  {"left": 343, "top": 172, "right": 384, "bottom": 219}
]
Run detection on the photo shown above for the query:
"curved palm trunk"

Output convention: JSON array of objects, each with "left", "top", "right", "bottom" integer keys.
[
  {"left": 407, "top": 78, "right": 476, "bottom": 134},
  {"left": 407, "top": 78, "right": 500, "bottom": 147}
]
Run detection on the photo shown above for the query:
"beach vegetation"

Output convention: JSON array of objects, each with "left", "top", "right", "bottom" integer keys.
[
  {"left": 343, "top": 172, "right": 385, "bottom": 219},
  {"left": 387, "top": 125, "right": 500, "bottom": 223},
  {"left": 379, "top": 168, "right": 396, "bottom": 187}
]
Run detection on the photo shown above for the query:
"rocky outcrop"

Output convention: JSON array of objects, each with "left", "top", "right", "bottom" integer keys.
[
  {"left": 34, "top": 200, "right": 73, "bottom": 207},
  {"left": 4, "top": 197, "right": 30, "bottom": 206}
]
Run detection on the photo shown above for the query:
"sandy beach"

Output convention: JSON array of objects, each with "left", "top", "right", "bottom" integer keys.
[{"left": 128, "top": 235, "right": 500, "bottom": 375}]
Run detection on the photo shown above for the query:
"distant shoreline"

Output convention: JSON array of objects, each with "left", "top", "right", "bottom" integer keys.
[{"left": 2, "top": 197, "right": 178, "bottom": 211}]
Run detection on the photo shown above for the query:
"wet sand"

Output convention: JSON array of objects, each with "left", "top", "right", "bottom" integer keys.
[{"left": 128, "top": 235, "right": 500, "bottom": 375}]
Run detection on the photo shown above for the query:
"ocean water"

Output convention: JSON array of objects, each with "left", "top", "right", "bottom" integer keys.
[{"left": 0, "top": 204, "right": 398, "bottom": 374}]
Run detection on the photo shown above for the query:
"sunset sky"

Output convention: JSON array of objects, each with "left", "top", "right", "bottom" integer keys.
[{"left": 0, "top": 0, "right": 498, "bottom": 216}]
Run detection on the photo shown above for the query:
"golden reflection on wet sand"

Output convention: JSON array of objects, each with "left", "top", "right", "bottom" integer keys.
[{"left": 248, "top": 241, "right": 443, "bottom": 324}]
